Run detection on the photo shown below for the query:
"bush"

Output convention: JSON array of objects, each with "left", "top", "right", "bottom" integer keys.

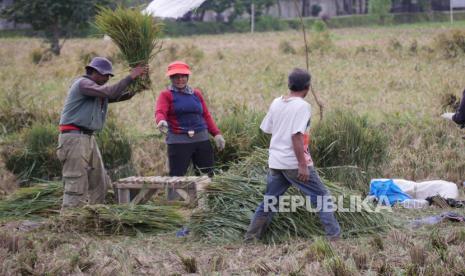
[
  {"left": 1, "top": 117, "right": 133, "bottom": 184},
  {"left": 255, "top": 16, "right": 289, "bottom": 32},
  {"left": 214, "top": 105, "right": 269, "bottom": 169},
  {"left": 433, "top": 29, "right": 465, "bottom": 59},
  {"left": 310, "top": 110, "right": 389, "bottom": 191}
]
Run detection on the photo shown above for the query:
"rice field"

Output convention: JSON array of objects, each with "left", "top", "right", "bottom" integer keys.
[{"left": 1, "top": 21, "right": 465, "bottom": 274}]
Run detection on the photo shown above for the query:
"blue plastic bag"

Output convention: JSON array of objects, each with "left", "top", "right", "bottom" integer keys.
[{"left": 369, "top": 179, "right": 412, "bottom": 206}]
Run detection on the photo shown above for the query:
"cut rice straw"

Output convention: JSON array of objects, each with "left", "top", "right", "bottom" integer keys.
[{"left": 189, "top": 149, "right": 393, "bottom": 243}]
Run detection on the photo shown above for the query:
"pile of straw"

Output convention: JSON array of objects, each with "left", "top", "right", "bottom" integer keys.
[
  {"left": 0, "top": 184, "right": 184, "bottom": 236},
  {"left": 58, "top": 204, "right": 184, "bottom": 235},
  {"left": 95, "top": 6, "right": 163, "bottom": 93},
  {"left": 189, "top": 149, "right": 391, "bottom": 243},
  {"left": 0, "top": 182, "right": 62, "bottom": 220}
]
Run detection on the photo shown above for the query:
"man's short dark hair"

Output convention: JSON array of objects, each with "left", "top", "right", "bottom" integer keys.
[{"left": 288, "top": 68, "right": 311, "bottom": 92}]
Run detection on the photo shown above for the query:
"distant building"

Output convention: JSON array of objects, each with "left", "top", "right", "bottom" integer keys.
[
  {"left": 0, "top": 0, "right": 29, "bottom": 30},
  {"left": 202, "top": 0, "right": 454, "bottom": 22},
  {"left": 0, "top": 0, "right": 15, "bottom": 30}
]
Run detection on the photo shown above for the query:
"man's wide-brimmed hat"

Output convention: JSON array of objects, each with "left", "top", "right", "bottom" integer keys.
[
  {"left": 86, "top": 57, "right": 114, "bottom": 76},
  {"left": 166, "top": 61, "right": 191, "bottom": 77}
]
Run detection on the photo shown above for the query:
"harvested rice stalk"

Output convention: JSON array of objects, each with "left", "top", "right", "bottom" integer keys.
[
  {"left": 95, "top": 6, "right": 163, "bottom": 93},
  {"left": 189, "top": 149, "right": 392, "bottom": 243},
  {"left": 0, "top": 183, "right": 62, "bottom": 220},
  {"left": 57, "top": 204, "right": 184, "bottom": 235}
]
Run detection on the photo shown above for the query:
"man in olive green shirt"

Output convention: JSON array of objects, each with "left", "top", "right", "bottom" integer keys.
[{"left": 58, "top": 57, "right": 148, "bottom": 209}]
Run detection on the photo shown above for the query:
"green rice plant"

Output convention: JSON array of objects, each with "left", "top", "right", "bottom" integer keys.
[
  {"left": 432, "top": 29, "right": 465, "bottom": 59},
  {"left": 0, "top": 182, "right": 62, "bottom": 220},
  {"left": 96, "top": 118, "right": 134, "bottom": 180},
  {"left": 439, "top": 92, "right": 461, "bottom": 113},
  {"left": 324, "top": 256, "right": 355, "bottom": 276},
  {"left": 214, "top": 105, "right": 269, "bottom": 169},
  {"left": 369, "top": 234, "right": 384, "bottom": 250},
  {"left": 95, "top": 6, "right": 163, "bottom": 93},
  {"left": 189, "top": 148, "right": 391, "bottom": 243},
  {"left": 1, "top": 122, "right": 61, "bottom": 183},
  {"left": 1, "top": 114, "right": 133, "bottom": 183},
  {"left": 30, "top": 48, "right": 44, "bottom": 65},
  {"left": 177, "top": 253, "right": 197, "bottom": 273},
  {"left": 377, "top": 260, "right": 395, "bottom": 276},
  {"left": 430, "top": 228, "right": 448, "bottom": 262},
  {"left": 279, "top": 40, "right": 296, "bottom": 55},
  {"left": 310, "top": 109, "right": 389, "bottom": 192},
  {"left": 307, "top": 31, "right": 333, "bottom": 54},
  {"left": 0, "top": 90, "right": 58, "bottom": 136},
  {"left": 181, "top": 44, "right": 205, "bottom": 65},
  {"left": 57, "top": 204, "right": 184, "bottom": 236},
  {"left": 306, "top": 237, "right": 335, "bottom": 261},
  {"left": 312, "top": 20, "right": 327, "bottom": 33},
  {"left": 387, "top": 38, "right": 403, "bottom": 55},
  {"left": 351, "top": 249, "right": 368, "bottom": 271},
  {"left": 409, "top": 243, "right": 427, "bottom": 267},
  {"left": 78, "top": 50, "right": 99, "bottom": 66}
]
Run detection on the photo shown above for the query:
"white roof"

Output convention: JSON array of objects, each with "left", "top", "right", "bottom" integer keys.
[{"left": 144, "top": 0, "right": 207, "bottom": 19}]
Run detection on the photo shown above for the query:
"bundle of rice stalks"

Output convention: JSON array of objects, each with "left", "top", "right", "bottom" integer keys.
[
  {"left": 310, "top": 109, "right": 389, "bottom": 192},
  {"left": 0, "top": 182, "right": 62, "bottom": 220},
  {"left": 189, "top": 149, "right": 391, "bottom": 243},
  {"left": 95, "top": 6, "right": 163, "bottom": 93},
  {"left": 58, "top": 204, "right": 184, "bottom": 235}
]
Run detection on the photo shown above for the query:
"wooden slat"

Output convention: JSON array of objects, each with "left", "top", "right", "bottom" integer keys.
[
  {"left": 118, "top": 189, "right": 130, "bottom": 204},
  {"left": 131, "top": 188, "right": 160, "bottom": 205},
  {"left": 114, "top": 182, "right": 197, "bottom": 189},
  {"left": 114, "top": 176, "right": 211, "bottom": 204}
]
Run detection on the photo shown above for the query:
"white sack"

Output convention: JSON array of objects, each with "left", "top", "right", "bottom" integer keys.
[
  {"left": 393, "top": 179, "right": 458, "bottom": 199},
  {"left": 144, "top": 0, "right": 207, "bottom": 19}
]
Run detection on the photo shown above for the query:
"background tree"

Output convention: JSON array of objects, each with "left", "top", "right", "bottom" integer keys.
[
  {"left": 1, "top": 0, "right": 110, "bottom": 55},
  {"left": 230, "top": 0, "right": 276, "bottom": 22},
  {"left": 369, "top": 0, "right": 392, "bottom": 24},
  {"left": 197, "top": 0, "right": 233, "bottom": 22}
]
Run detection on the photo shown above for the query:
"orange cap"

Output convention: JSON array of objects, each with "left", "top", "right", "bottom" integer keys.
[{"left": 166, "top": 61, "right": 191, "bottom": 77}]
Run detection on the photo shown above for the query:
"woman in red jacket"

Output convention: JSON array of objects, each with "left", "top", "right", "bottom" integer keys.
[{"left": 155, "top": 61, "right": 225, "bottom": 177}]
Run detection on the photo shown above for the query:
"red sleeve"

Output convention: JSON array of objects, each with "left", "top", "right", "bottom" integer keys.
[
  {"left": 194, "top": 89, "right": 221, "bottom": 136},
  {"left": 155, "top": 90, "right": 171, "bottom": 124}
]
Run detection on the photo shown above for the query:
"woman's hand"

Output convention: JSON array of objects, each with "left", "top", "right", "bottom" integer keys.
[
  {"left": 157, "top": 120, "right": 168, "bottom": 134},
  {"left": 214, "top": 135, "right": 226, "bottom": 151}
]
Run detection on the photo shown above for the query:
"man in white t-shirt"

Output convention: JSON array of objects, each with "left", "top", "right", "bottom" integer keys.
[{"left": 244, "top": 68, "right": 340, "bottom": 242}]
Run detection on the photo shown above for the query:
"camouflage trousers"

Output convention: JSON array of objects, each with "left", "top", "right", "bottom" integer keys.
[{"left": 56, "top": 133, "right": 111, "bottom": 209}]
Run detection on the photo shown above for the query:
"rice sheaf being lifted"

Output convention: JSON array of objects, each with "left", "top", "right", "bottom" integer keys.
[{"left": 95, "top": 6, "right": 163, "bottom": 93}]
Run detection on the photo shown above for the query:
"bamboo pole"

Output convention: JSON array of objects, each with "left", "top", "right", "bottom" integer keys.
[{"left": 292, "top": 0, "right": 325, "bottom": 121}]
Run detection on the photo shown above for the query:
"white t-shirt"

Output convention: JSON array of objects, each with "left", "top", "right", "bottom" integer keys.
[{"left": 260, "top": 96, "right": 313, "bottom": 169}]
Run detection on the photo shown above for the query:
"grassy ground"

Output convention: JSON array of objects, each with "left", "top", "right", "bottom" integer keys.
[
  {"left": 1, "top": 208, "right": 465, "bottom": 275},
  {"left": 1, "top": 21, "right": 465, "bottom": 274}
]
